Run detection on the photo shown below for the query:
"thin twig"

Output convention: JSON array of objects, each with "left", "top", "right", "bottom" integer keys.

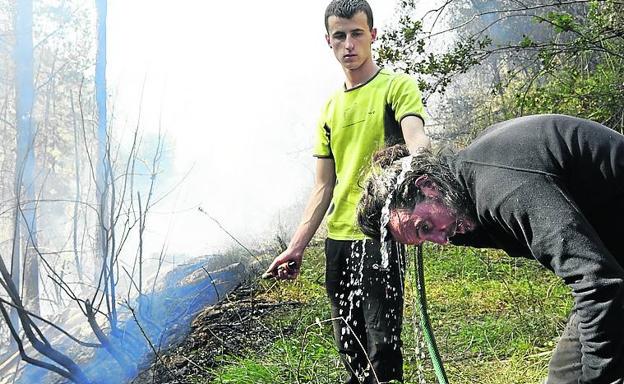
[
  {"left": 197, "top": 206, "right": 262, "bottom": 265},
  {"left": 125, "top": 302, "right": 178, "bottom": 381}
]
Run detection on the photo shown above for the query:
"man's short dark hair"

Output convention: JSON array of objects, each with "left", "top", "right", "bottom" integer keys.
[{"left": 325, "top": 0, "right": 374, "bottom": 32}]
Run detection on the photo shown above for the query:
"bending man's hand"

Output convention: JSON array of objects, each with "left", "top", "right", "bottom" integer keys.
[{"left": 263, "top": 248, "right": 302, "bottom": 280}]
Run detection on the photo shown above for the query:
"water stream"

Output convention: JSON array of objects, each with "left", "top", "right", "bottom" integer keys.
[{"left": 380, "top": 155, "right": 413, "bottom": 269}]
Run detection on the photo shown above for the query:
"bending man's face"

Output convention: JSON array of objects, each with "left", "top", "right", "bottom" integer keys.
[{"left": 388, "top": 199, "right": 469, "bottom": 245}]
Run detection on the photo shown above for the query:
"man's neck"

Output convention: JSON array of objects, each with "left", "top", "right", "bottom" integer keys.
[{"left": 344, "top": 61, "right": 380, "bottom": 90}]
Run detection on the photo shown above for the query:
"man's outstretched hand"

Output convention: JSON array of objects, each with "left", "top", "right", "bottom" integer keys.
[{"left": 263, "top": 249, "right": 302, "bottom": 280}]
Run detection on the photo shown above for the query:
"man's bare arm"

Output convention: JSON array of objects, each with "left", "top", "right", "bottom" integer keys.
[
  {"left": 265, "top": 158, "right": 336, "bottom": 279},
  {"left": 401, "top": 115, "right": 430, "bottom": 154}
]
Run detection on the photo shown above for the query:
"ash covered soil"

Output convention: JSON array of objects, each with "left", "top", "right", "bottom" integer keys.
[{"left": 132, "top": 284, "right": 301, "bottom": 384}]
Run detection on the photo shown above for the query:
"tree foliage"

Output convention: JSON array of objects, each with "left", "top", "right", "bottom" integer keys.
[{"left": 378, "top": 0, "right": 624, "bottom": 140}]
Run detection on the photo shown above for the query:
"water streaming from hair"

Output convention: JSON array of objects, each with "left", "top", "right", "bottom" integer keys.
[
  {"left": 334, "top": 152, "right": 421, "bottom": 380},
  {"left": 379, "top": 154, "right": 429, "bottom": 382},
  {"left": 380, "top": 155, "right": 413, "bottom": 269}
]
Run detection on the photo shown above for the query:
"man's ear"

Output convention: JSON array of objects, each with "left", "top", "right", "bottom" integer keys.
[
  {"left": 414, "top": 175, "right": 440, "bottom": 199},
  {"left": 370, "top": 27, "right": 377, "bottom": 42},
  {"left": 325, "top": 34, "right": 331, "bottom": 48}
]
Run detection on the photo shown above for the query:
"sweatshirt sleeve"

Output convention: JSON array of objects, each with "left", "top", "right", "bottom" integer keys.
[{"left": 495, "top": 174, "right": 624, "bottom": 383}]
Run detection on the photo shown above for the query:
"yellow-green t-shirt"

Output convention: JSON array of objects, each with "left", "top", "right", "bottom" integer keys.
[{"left": 314, "top": 68, "right": 426, "bottom": 240}]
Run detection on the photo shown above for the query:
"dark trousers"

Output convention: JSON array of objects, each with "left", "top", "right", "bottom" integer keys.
[
  {"left": 546, "top": 312, "right": 582, "bottom": 384},
  {"left": 325, "top": 238, "right": 406, "bottom": 384},
  {"left": 546, "top": 311, "right": 624, "bottom": 384}
]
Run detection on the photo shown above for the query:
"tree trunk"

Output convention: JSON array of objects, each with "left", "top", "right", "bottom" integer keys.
[
  {"left": 95, "top": 0, "right": 109, "bottom": 284},
  {"left": 15, "top": 0, "right": 39, "bottom": 315},
  {"left": 70, "top": 90, "right": 83, "bottom": 282}
]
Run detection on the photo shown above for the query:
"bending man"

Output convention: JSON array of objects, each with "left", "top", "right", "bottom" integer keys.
[{"left": 358, "top": 114, "right": 624, "bottom": 384}]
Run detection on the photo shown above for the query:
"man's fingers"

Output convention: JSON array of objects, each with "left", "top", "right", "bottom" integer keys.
[
  {"left": 261, "top": 269, "right": 276, "bottom": 279},
  {"left": 264, "top": 263, "right": 277, "bottom": 275},
  {"left": 277, "top": 267, "right": 297, "bottom": 280},
  {"left": 282, "top": 261, "right": 300, "bottom": 280},
  {"left": 262, "top": 260, "right": 282, "bottom": 279},
  {"left": 277, "top": 268, "right": 286, "bottom": 279},
  {"left": 265, "top": 257, "right": 284, "bottom": 274},
  {"left": 263, "top": 260, "right": 298, "bottom": 280}
]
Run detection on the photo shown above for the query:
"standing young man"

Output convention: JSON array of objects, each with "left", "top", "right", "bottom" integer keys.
[{"left": 265, "top": 1, "right": 429, "bottom": 382}]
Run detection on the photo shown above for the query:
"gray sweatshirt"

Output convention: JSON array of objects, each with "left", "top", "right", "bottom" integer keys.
[{"left": 449, "top": 114, "right": 624, "bottom": 383}]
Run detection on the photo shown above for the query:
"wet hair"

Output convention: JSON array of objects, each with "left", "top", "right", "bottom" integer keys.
[
  {"left": 324, "top": 0, "right": 374, "bottom": 32},
  {"left": 357, "top": 144, "right": 472, "bottom": 240}
]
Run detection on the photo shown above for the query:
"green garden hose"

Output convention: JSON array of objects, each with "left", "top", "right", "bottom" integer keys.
[{"left": 414, "top": 245, "right": 449, "bottom": 384}]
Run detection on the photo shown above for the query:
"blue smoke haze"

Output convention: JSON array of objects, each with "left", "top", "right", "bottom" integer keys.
[{"left": 15, "top": 258, "right": 244, "bottom": 384}]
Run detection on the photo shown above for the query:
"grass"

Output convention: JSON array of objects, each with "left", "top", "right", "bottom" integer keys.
[{"left": 205, "top": 241, "right": 572, "bottom": 384}]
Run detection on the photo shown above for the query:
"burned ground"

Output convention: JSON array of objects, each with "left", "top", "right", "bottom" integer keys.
[{"left": 132, "top": 283, "right": 301, "bottom": 384}]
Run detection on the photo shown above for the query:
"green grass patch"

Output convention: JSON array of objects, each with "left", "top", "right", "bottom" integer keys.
[{"left": 206, "top": 242, "right": 572, "bottom": 383}]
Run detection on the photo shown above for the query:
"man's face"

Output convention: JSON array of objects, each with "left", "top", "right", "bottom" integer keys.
[
  {"left": 388, "top": 199, "right": 467, "bottom": 245},
  {"left": 325, "top": 11, "right": 376, "bottom": 71}
]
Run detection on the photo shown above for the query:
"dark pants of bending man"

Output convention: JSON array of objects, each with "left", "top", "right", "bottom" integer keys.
[
  {"left": 325, "top": 238, "right": 406, "bottom": 384},
  {"left": 547, "top": 310, "right": 583, "bottom": 384},
  {"left": 546, "top": 307, "right": 624, "bottom": 384}
]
